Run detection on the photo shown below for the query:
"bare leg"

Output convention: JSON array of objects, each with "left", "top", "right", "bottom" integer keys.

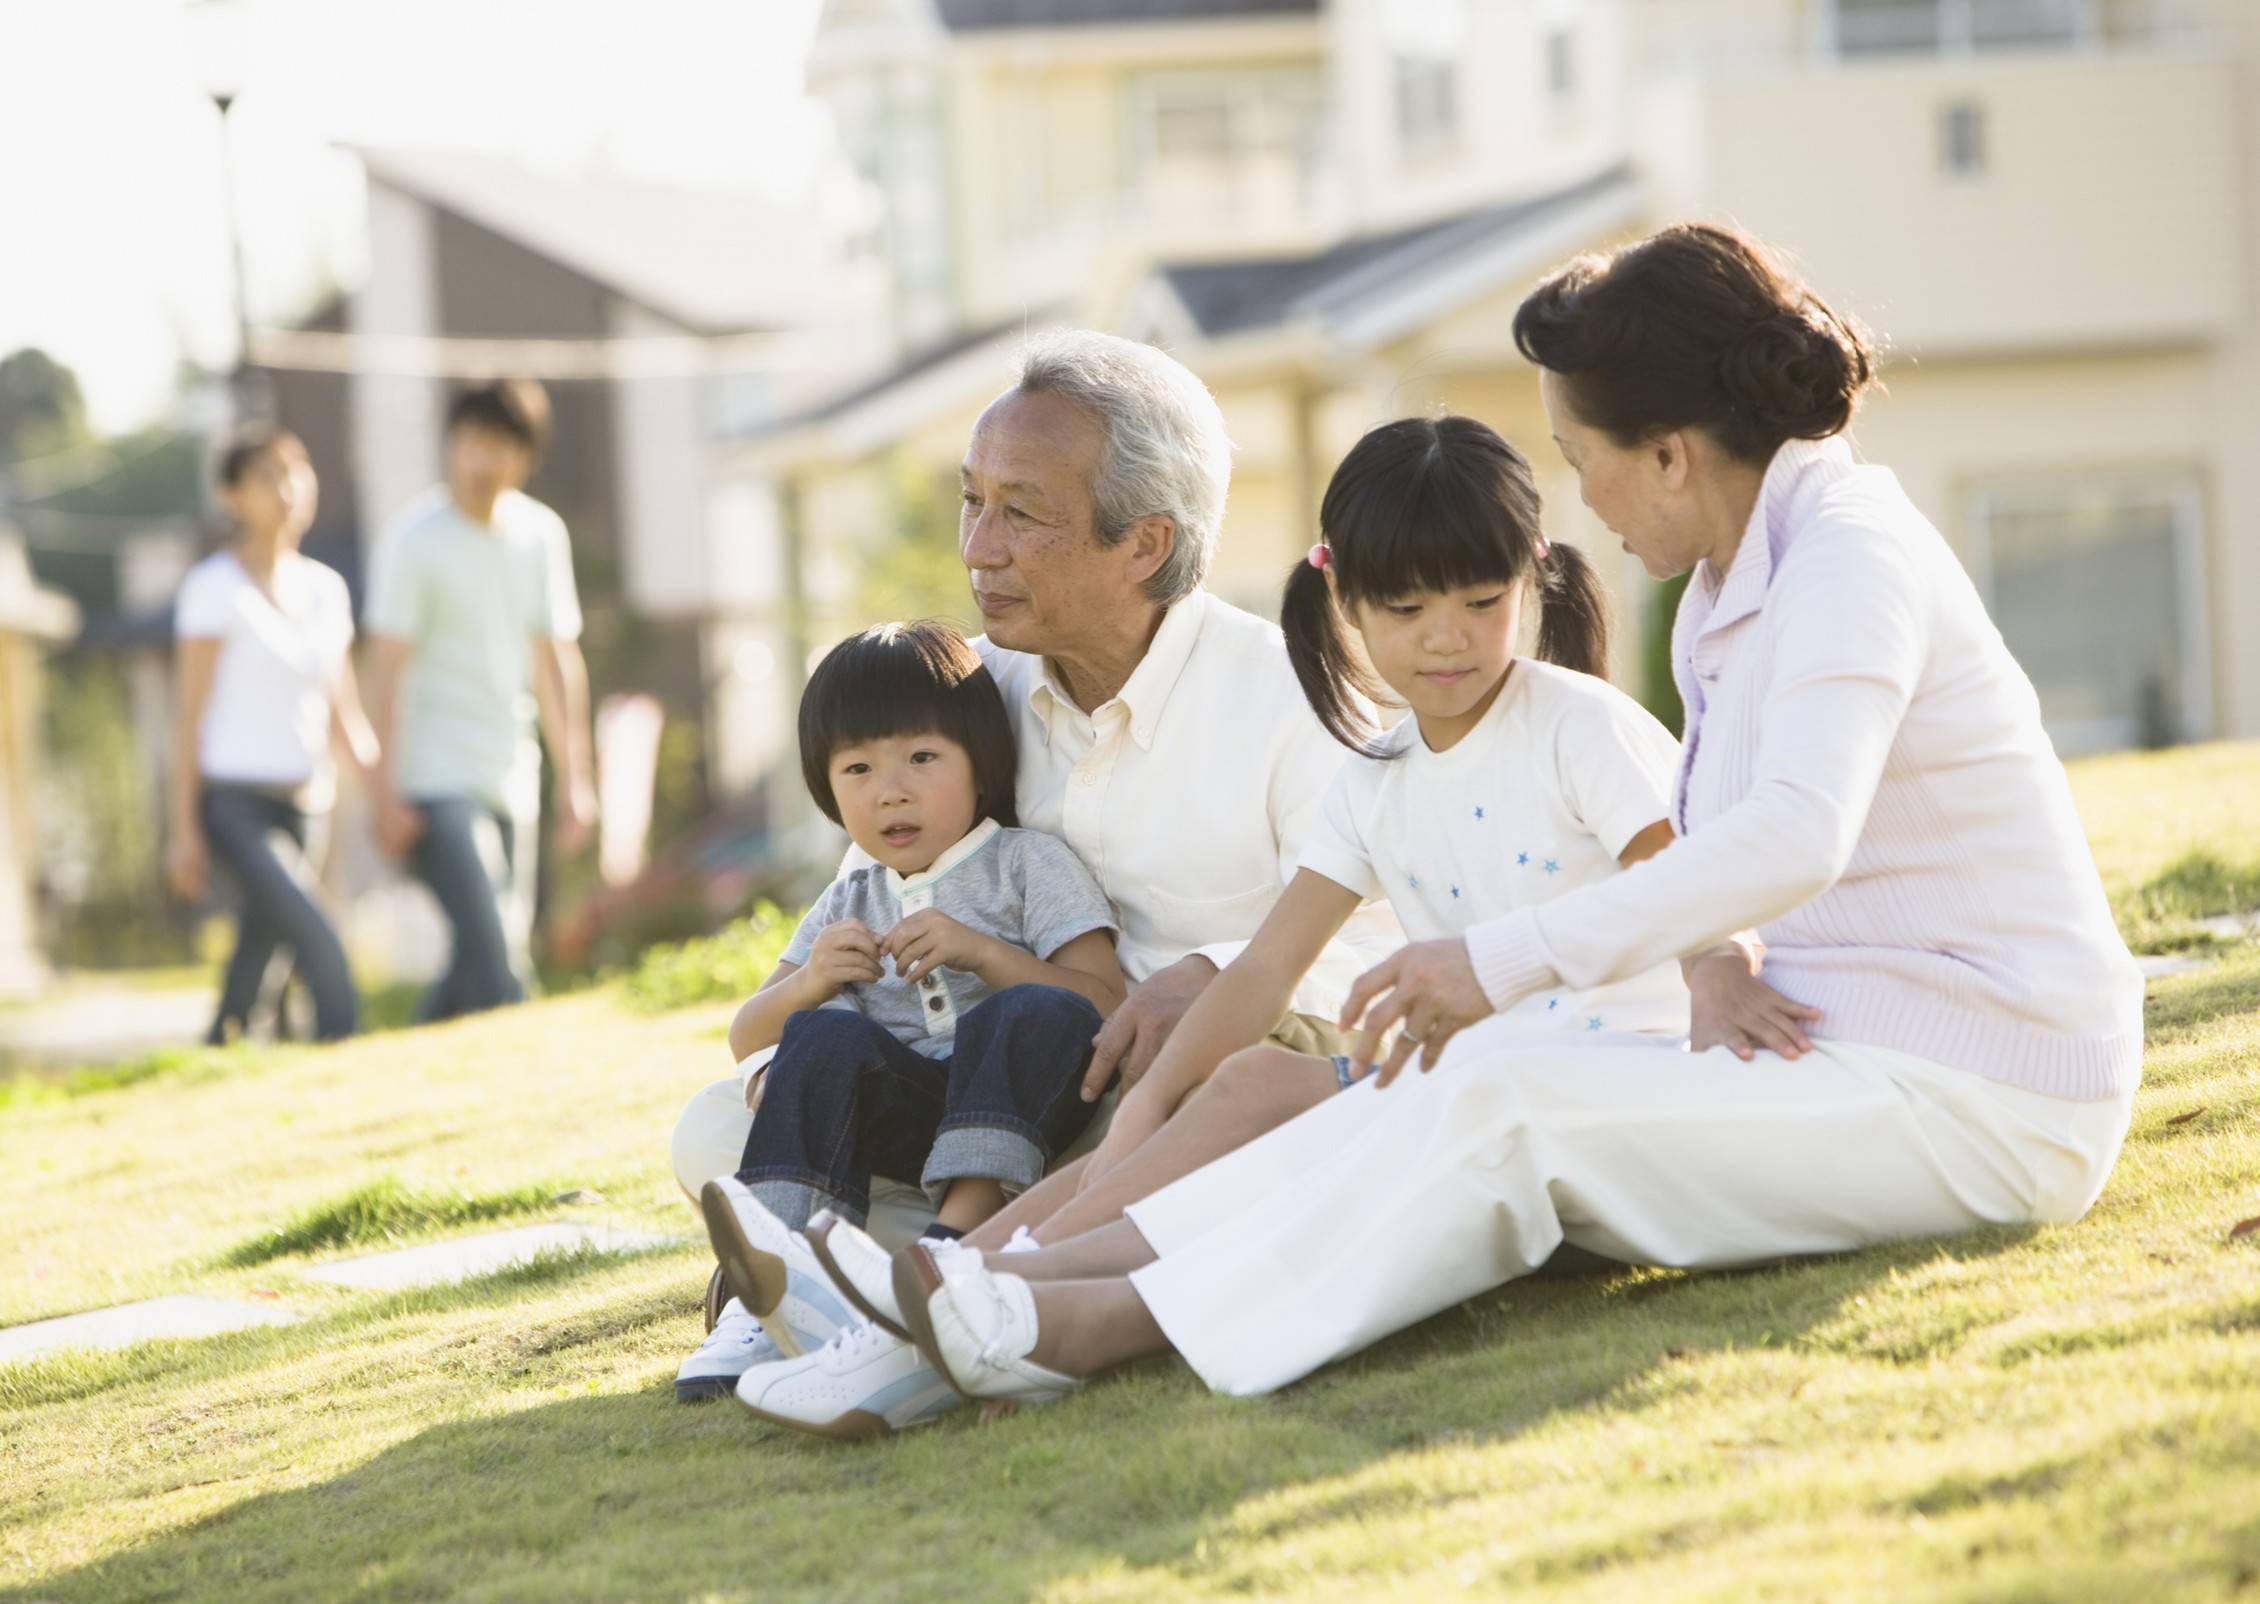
[
  {"left": 986, "top": 1217, "right": 1157, "bottom": 1283},
  {"left": 963, "top": 1155, "right": 1091, "bottom": 1252},
  {"left": 1028, "top": 1049, "right": 1337, "bottom": 1246},
  {"left": 935, "top": 1177, "right": 1006, "bottom": 1234},
  {"left": 1025, "top": 1278, "right": 1171, "bottom": 1376}
]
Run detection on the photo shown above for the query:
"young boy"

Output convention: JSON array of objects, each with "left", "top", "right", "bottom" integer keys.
[
  {"left": 363, "top": 379, "right": 597, "bottom": 1020},
  {"left": 679, "top": 620, "right": 1124, "bottom": 1403}
]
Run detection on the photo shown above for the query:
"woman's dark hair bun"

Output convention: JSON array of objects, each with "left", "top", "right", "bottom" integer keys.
[
  {"left": 1514, "top": 222, "right": 1877, "bottom": 464},
  {"left": 1715, "top": 305, "right": 1870, "bottom": 446}
]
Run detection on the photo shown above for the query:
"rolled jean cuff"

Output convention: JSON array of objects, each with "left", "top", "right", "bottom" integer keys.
[
  {"left": 921, "top": 1122, "right": 1047, "bottom": 1206},
  {"left": 740, "top": 1175, "right": 858, "bottom": 1233}
]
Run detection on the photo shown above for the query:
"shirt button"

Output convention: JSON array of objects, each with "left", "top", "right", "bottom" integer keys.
[{"left": 927, "top": 996, "right": 945, "bottom": 1012}]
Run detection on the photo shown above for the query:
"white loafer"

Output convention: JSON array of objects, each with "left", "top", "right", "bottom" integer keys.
[
  {"left": 807, "top": 1213, "right": 983, "bottom": 1340},
  {"left": 899, "top": 1258, "right": 1081, "bottom": 1407}
]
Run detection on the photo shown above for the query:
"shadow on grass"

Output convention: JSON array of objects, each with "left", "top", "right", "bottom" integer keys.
[{"left": 8, "top": 1228, "right": 2044, "bottom": 1604}]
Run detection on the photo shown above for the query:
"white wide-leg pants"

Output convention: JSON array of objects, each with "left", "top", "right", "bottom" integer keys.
[{"left": 1124, "top": 1016, "right": 2135, "bottom": 1397}]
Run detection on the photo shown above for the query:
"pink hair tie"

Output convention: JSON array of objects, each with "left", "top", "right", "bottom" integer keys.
[
  {"left": 1535, "top": 537, "right": 1553, "bottom": 561},
  {"left": 1307, "top": 543, "right": 1331, "bottom": 571}
]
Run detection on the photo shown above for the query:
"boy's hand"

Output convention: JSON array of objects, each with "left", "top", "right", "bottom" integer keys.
[
  {"left": 803, "top": 919, "right": 884, "bottom": 998},
  {"left": 880, "top": 910, "right": 992, "bottom": 987},
  {"left": 1686, "top": 951, "right": 1822, "bottom": 1061}
]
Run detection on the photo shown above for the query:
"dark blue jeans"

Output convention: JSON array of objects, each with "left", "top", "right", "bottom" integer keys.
[
  {"left": 198, "top": 786, "right": 357, "bottom": 1043},
  {"left": 404, "top": 795, "right": 527, "bottom": 1023},
  {"left": 737, "top": 984, "right": 1104, "bottom": 1230}
]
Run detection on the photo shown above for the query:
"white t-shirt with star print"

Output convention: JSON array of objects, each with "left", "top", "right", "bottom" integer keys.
[{"left": 1298, "top": 659, "right": 1690, "bottom": 1038}]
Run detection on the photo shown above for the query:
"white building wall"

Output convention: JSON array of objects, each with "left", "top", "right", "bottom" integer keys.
[{"left": 350, "top": 184, "right": 442, "bottom": 553}]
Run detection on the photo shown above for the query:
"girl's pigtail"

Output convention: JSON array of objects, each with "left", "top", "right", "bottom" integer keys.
[
  {"left": 1535, "top": 541, "right": 1612, "bottom": 680},
  {"left": 1281, "top": 556, "right": 1384, "bottom": 753}
]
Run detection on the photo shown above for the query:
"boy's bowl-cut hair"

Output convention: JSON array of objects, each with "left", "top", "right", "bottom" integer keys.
[
  {"left": 798, "top": 619, "right": 1020, "bottom": 830},
  {"left": 445, "top": 378, "right": 553, "bottom": 461}
]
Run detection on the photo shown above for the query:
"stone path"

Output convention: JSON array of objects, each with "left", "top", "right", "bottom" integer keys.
[
  {"left": 0, "top": 983, "right": 215, "bottom": 1070},
  {"left": 0, "top": 1295, "right": 300, "bottom": 1365},
  {"left": 300, "top": 1223, "right": 679, "bottom": 1291},
  {"left": 1, "top": 1223, "right": 685, "bottom": 1365}
]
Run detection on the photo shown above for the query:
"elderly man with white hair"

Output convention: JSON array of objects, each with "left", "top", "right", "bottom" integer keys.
[{"left": 668, "top": 331, "right": 1400, "bottom": 1422}]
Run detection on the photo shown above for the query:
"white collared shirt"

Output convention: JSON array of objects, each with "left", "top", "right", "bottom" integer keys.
[{"left": 979, "top": 589, "right": 1403, "bottom": 1023}]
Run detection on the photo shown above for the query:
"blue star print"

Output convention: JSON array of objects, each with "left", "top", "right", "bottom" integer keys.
[
  {"left": 1516, "top": 852, "right": 1530, "bottom": 867},
  {"left": 1546, "top": 998, "right": 1559, "bottom": 1011},
  {"left": 1543, "top": 859, "right": 1562, "bottom": 875},
  {"left": 1407, "top": 874, "right": 1420, "bottom": 891},
  {"left": 1587, "top": 1017, "right": 1604, "bottom": 1031},
  {"left": 1474, "top": 807, "right": 1486, "bottom": 821},
  {"left": 1449, "top": 885, "right": 1461, "bottom": 899}
]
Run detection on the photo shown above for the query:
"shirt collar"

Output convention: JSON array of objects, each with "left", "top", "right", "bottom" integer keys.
[
  {"left": 1693, "top": 435, "right": 1854, "bottom": 639},
  {"left": 1025, "top": 589, "right": 1210, "bottom": 753},
  {"left": 884, "top": 816, "right": 1004, "bottom": 900}
]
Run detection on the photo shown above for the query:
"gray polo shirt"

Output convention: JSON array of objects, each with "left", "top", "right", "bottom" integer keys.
[{"left": 782, "top": 819, "right": 1116, "bottom": 1059}]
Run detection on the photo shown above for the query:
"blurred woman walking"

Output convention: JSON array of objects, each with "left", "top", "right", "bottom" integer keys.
[{"left": 166, "top": 424, "right": 377, "bottom": 1043}]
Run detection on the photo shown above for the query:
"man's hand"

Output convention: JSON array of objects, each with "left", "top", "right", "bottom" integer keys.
[
  {"left": 373, "top": 788, "right": 426, "bottom": 860},
  {"left": 164, "top": 831, "right": 206, "bottom": 902},
  {"left": 879, "top": 909, "right": 991, "bottom": 987},
  {"left": 553, "top": 776, "right": 598, "bottom": 855},
  {"left": 1340, "top": 938, "right": 1494, "bottom": 1088},
  {"left": 1079, "top": 955, "right": 1217, "bottom": 1102},
  {"left": 1686, "top": 950, "right": 1821, "bottom": 1061},
  {"left": 803, "top": 918, "right": 884, "bottom": 998}
]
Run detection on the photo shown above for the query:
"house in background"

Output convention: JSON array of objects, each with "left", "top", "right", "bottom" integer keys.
[
  {"left": 260, "top": 147, "right": 887, "bottom": 803},
  {"left": 717, "top": 0, "right": 2259, "bottom": 818},
  {"left": 0, "top": 526, "right": 78, "bottom": 995}
]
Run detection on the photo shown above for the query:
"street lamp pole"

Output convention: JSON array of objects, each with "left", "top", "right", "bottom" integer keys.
[{"left": 190, "top": 0, "right": 262, "bottom": 420}]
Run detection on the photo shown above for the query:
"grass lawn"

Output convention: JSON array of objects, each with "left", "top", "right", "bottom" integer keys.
[{"left": 4, "top": 745, "right": 2258, "bottom": 1603}]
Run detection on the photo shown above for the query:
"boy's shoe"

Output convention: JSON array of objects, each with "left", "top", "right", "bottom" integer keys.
[
  {"left": 734, "top": 1320, "right": 962, "bottom": 1441},
  {"left": 699, "top": 1178, "right": 853, "bottom": 1358},
  {"left": 674, "top": 1296, "right": 783, "bottom": 1403},
  {"left": 806, "top": 1212, "right": 960, "bottom": 1339},
  {"left": 894, "top": 1253, "right": 1082, "bottom": 1407}
]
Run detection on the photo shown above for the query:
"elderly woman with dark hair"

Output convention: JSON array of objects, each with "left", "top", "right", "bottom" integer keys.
[{"left": 895, "top": 223, "right": 2144, "bottom": 1407}]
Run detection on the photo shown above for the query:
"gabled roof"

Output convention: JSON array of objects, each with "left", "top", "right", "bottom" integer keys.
[
  {"left": 1156, "top": 164, "right": 1640, "bottom": 344},
  {"left": 352, "top": 146, "right": 866, "bottom": 335},
  {"left": 937, "top": 0, "right": 1317, "bottom": 29}
]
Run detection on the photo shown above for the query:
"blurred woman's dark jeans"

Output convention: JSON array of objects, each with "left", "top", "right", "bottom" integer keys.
[
  {"left": 198, "top": 785, "right": 357, "bottom": 1043},
  {"left": 404, "top": 795, "right": 526, "bottom": 1023}
]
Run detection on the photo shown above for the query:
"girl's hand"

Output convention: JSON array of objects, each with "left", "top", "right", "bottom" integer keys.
[
  {"left": 880, "top": 909, "right": 991, "bottom": 987},
  {"left": 1686, "top": 951, "right": 1822, "bottom": 1061},
  {"left": 803, "top": 919, "right": 884, "bottom": 997},
  {"left": 1339, "top": 938, "right": 1494, "bottom": 1087},
  {"left": 165, "top": 832, "right": 206, "bottom": 902}
]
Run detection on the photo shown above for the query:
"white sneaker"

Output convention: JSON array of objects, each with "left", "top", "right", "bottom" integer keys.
[
  {"left": 900, "top": 1259, "right": 1082, "bottom": 1407},
  {"left": 734, "top": 1320, "right": 962, "bottom": 1441},
  {"left": 698, "top": 1178, "right": 853, "bottom": 1357},
  {"left": 674, "top": 1297, "right": 783, "bottom": 1403}
]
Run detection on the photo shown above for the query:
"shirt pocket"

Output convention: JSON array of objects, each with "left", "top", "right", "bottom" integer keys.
[{"left": 1136, "top": 880, "right": 1279, "bottom": 949}]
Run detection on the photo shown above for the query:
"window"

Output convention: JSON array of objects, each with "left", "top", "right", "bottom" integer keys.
[
  {"left": 1939, "top": 98, "right": 1986, "bottom": 175},
  {"left": 1124, "top": 69, "right": 1326, "bottom": 223},
  {"left": 1969, "top": 475, "right": 2211, "bottom": 754},
  {"left": 1393, "top": 54, "right": 1461, "bottom": 156},
  {"left": 1545, "top": 26, "right": 1578, "bottom": 101},
  {"left": 1828, "top": 0, "right": 2095, "bottom": 57}
]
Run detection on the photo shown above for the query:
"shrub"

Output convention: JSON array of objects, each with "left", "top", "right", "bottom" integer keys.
[{"left": 620, "top": 902, "right": 800, "bottom": 1014}]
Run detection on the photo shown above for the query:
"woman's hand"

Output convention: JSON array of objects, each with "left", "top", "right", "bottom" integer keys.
[
  {"left": 1686, "top": 951, "right": 1821, "bottom": 1061},
  {"left": 165, "top": 831, "right": 206, "bottom": 902},
  {"left": 1339, "top": 938, "right": 1494, "bottom": 1087},
  {"left": 879, "top": 909, "right": 992, "bottom": 987}
]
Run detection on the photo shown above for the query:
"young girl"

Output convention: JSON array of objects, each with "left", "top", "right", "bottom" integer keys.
[
  {"left": 167, "top": 424, "right": 378, "bottom": 1044},
  {"left": 1046, "top": 413, "right": 1695, "bottom": 1192},
  {"left": 692, "top": 619, "right": 1128, "bottom": 1374}
]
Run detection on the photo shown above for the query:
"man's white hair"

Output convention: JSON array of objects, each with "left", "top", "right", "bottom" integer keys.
[{"left": 1015, "top": 329, "right": 1232, "bottom": 606}]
